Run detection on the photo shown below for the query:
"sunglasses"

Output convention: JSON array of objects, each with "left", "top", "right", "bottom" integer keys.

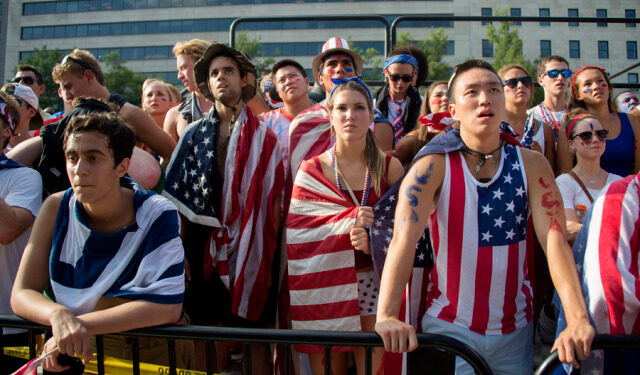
[
  {"left": 543, "top": 69, "right": 572, "bottom": 79},
  {"left": 502, "top": 76, "right": 532, "bottom": 89},
  {"left": 573, "top": 129, "right": 608, "bottom": 141},
  {"left": 389, "top": 74, "right": 414, "bottom": 83},
  {"left": 61, "top": 55, "right": 95, "bottom": 74},
  {"left": 12, "top": 76, "right": 35, "bottom": 85}
]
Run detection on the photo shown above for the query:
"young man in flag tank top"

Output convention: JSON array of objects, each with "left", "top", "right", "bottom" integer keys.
[{"left": 375, "top": 60, "right": 594, "bottom": 374}]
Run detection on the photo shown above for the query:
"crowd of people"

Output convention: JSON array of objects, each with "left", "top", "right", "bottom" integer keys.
[{"left": 1, "top": 34, "right": 640, "bottom": 375}]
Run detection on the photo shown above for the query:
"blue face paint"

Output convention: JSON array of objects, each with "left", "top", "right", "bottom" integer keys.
[
  {"left": 583, "top": 88, "right": 592, "bottom": 94},
  {"left": 589, "top": 122, "right": 594, "bottom": 131},
  {"left": 345, "top": 67, "right": 354, "bottom": 73}
]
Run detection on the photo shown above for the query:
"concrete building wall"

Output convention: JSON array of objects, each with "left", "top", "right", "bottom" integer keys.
[{"left": 3, "top": 0, "right": 638, "bottom": 86}]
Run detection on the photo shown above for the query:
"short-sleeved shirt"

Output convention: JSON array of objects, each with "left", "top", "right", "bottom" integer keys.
[
  {"left": 0, "top": 166, "right": 42, "bottom": 332},
  {"left": 556, "top": 172, "right": 622, "bottom": 211}
]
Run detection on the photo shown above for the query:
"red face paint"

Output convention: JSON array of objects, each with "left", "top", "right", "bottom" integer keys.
[
  {"left": 326, "top": 68, "right": 335, "bottom": 75},
  {"left": 549, "top": 218, "right": 563, "bottom": 233},
  {"left": 431, "top": 97, "right": 442, "bottom": 106},
  {"left": 538, "top": 177, "right": 551, "bottom": 189},
  {"left": 601, "top": 82, "right": 608, "bottom": 89}
]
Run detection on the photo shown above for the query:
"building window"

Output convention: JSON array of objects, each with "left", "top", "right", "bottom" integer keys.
[
  {"left": 629, "top": 73, "right": 638, "bottom": 88},
  {"left": 627, "top": 9, "right": 637, "bottom": 27},
  {"left": 598, "top": 41, "right": 609, "bottom": 59},
  {"left": 539, "top": 8, "right": 550, "bottom": 26},
  {"left": 569, "top": 40, "right": 580, "bottom": 59},
  {"left": 482, "top": 39, "right": 493, "bottom": 57},
  {"left": 482, "top": 8, "right": 492, "bottom": 25},
  {"left": 596, "top": 9, "right": 607, "bottom": 27},
  {"left": 510, "top": 8, "right": 521, "bottom": 26},
  {"left": 445, "top": 41, "right": 455, "bottom": 55},
  {"left": 568, "top": 8, "right": 579, "bottom": 27},
  {"left": 540, "top": 40, "right": 551, "bottom": 58},
  {"left": 628, "top": 41, "right": 638, "bottom": 60}
]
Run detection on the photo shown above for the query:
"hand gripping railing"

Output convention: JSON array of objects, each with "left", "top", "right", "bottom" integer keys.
[
  {"left": 535, "top": 335, "right": 640, "bottom": 375},
  {"left": 0, "top": 314, "right": 493, "bottom": 375}
]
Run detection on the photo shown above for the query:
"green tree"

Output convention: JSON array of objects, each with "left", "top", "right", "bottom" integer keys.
[
  {"left": 485, "top": 8, "right": 541, "bottom": 102},
  {"left": 235, "top": 31, "right": 276, "bottom": 77},
  {"left": 396, "top": 29, "right": 452, "bottom": 80},
  {"left": 20, "top": 46, "right": 64, "bottom": 110},
  {"left": 101, "top": 52, "right": 145, "bottom": 107},
  {"left": 349, "top": 41, "right": 384, "bottom": 81}
]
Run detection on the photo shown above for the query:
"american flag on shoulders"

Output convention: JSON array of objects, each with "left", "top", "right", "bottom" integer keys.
[
  {"left": 288, "top": 103, "right": 332, "bottom": 185},
  {"left": 208, "top": 106, "right": 285, "bottom": 322},
  {"left": 574, "top": 173, "right": 640, "bottom": 335},
  {"left": 286, "top": 158, "right": 361, "bottom": 352}
]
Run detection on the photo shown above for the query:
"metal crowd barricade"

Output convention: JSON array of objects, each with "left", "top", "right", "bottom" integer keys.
[
  {"left": 535, "top": 335, "right": 640, "bottom": 375},
  {"left": 0, "top": 314, "right": 493, "bottom": 375}
]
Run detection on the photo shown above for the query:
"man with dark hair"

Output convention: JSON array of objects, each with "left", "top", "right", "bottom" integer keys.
[
  {"left": 13, "top": 64, "right": 54, "bottom": 122},
  {"left": 375, "top": 60, "right": 594, "bottom": 374},
  {"left": 1, "top": 83, "right": 43, "bottom": 147},
  {"left": 12, "top": 111, "right": 188, "bottom": 371},
  {"left": 259, "top": 59, "right": 312, "bottom": 173},
  {"left": 374, "top": 46, "right": 425, "bottom": 150},
  {"left": 163, "top": 42, "right": 284, "bottom": 373},
  {"left": 529, "top": 55, "right": 571, "bottom": 137}
]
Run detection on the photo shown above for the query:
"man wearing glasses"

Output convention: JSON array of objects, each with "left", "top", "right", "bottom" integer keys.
[
  {"left": 529, "top": 56, "right": 572, "bottom": 138},
  {"left": 0, "top": 83, "right": 43, "bottom": 149},
  {"left": 13, "top": 65, "right": 54, "bottom": 121},
  {"left": 374, "top": 47, "right": 423, "bottom": 151}
]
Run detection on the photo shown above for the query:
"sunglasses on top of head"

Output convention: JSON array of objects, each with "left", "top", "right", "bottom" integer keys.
[
  {"left": 389, "top": 74, "right": 413, "bottom": 83},
  {"left": 501, "top": 76, "right": 532, "bottom": 89},
  {"left": 542, "top": 69, "right": 572, "bottom": 79},
  {"left": 573, "top": 129, "right": 608, "bottom": 141},
  {"left": 11, "top": 76, "right": 36, "bottom": 85}
]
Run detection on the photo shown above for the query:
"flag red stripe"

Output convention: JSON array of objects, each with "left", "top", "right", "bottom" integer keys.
[
  {"left": 286, "top": 235, "right": 354, "bottom": 260},
  {"left": 501, "top": 242, "right": 520, "bottom": 334},
  {"left": 290, "top": 299, "right": 360, "bottom": 321},
  {"left": 471, "top": 246, "right": 492, "bottom": 333},
  {"left": 288, "top": 266, "right": 358, "bottom": 290}
]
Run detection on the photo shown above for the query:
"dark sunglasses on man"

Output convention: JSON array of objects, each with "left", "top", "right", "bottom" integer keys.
[
  {"left": 389, "top": 74, "right": 413, "bottom": 83},
  {"left": 573, "top": 129, "right": 608, "bottom": 141},
  {"left": 542, "top": 69, "right": 572, "bottom": 79},
  {"left": 11, "top": 76, "right": 36, "bottom": 85},
  {"left": 501, "top": 76, "right": 532, "bottom": 89}
]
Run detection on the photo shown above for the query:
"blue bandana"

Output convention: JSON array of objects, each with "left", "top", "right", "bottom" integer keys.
[
  {"left": 328, "top": 75, "right": 374, "bottom": 104},
  {"left": 384, "top": 54, "right": 418, "bottom": 70},
  {"left": 0, "top": 154, "right": 23, "bottom": 170}
]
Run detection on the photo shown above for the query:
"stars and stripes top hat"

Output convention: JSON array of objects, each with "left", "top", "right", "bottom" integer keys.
[{"left": 311, "top": 37, "right": 364, "bottom": 81}]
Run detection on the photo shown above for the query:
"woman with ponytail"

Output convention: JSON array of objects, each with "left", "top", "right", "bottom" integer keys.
[
  {"left": 557, "top": 65, "right": 640, "bottom": 176},
  {"left": 287, "top": 79, "right": 403, "bottom": 375}
]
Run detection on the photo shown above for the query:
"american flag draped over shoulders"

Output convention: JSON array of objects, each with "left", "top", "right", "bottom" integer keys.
[
  {"left": 286, "top": 158, "right": 361, "bottom": 352},
  {"left": 164, "top": 105, "right": 284, "bottom": 321},
  {"left": 574, "top": 173, "right": 640, "bottom": 335},
  {"left": 288, "top": 103, "right": 332, "bottom": 186}
]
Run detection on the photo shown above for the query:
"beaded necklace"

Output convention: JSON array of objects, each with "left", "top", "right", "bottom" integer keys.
[{"left": 331, "top": 144, "right": 372, "bottom": 206}]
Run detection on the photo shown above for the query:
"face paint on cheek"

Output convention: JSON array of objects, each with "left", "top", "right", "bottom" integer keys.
[
  {"left": 291, "top": 76, "right": 302, "bottom": 83},
  {"left": 505, "top": 86, "right": 515, "bottom": 92},
  {"left": 583, "top": 88, "right": 592, "bottom": 94},
  {"left": 344, "top": 67, "right": 354, "bottom": 73},
  {"left": 601, "top": 82, "right": 608, "bottom": 89},
  {"left": 326, "top": 68, "right": 335, "bottom": 75},
  {"left": 580, "top": 140, "right": 592, "bottom": 146},
  {"left": 431, "top": 97, "right": 442, "bottom": 106}
]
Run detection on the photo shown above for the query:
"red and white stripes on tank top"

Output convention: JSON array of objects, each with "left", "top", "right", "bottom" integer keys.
[{"left": 426, "top": 144, "right": 534, "bottom": 335}]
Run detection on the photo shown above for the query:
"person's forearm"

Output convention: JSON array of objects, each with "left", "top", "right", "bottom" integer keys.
[
  {"left": 546, "top": 231, "right": 589, "bottom": 325},
  {"left": 78, "top": 301, "right": 182, "bottom": 335},
  {"left": 11, "top": 288, "right": 71, "bottom": 326},
  {"left": 377, "top": 237, "right": 415, "bottom": 320}
]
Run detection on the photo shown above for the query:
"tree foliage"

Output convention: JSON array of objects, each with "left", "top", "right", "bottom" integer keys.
[
  {"left": 235, "top": 31, "right": 277, "bottom": 77},
  {"left": 20, "top": 46, "right": 64, "bottom": 110},
  {"left": 101, "top": 52, "right": 145, "bottom": 106},
  {"left": 349, "top": 42, "right": 384, "bottom": 81},
  {"left": 485, "top": 8, "right": 541, "bottom": 102},
  {"left": 397, "top": 29, "right": 452, "bottom": 80}
]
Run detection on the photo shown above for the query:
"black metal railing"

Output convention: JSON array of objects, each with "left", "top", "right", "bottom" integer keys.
[
  {"left": 0, "top": 314, "right": 493, "bottom": 375},
  {"left": 535, "top": 335, "right": 640, "bottom": 375}
]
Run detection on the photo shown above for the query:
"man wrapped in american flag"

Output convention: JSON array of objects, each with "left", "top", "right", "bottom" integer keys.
[
  {"left": 163, "top": 43, "right": 284, "bottom": 373},
  {"left": 375, "top": 60, "right": 594, "bottom": 375}
]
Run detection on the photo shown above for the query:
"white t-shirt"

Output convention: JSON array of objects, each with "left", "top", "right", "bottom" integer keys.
[
  {"left": 556, "top": 172, "right": 622, "bottom": 211},
  {"left": 0, "top": 166, "right": 42, "bottom": 333}
]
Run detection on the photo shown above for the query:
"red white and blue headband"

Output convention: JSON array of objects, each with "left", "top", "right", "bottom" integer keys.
[
  {"left": 571, "top": 65, "right": 606, "bottom": 96},
  {"left": 328, "top": 75, "right": 374, "bottom": 104},
  {"left": 384, "top": 54, "right": 418, "bottom": 70},
  {"left": 0, "top": 97, "right": 16, "bottom": 131}
]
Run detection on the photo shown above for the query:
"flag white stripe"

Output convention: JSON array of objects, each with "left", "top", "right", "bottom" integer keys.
[
  {"left": 290, "top": 284, "right": 358, "bottom": 306},
  {"left": 288, "top": 250, "right": 355, "bottom": 276}
]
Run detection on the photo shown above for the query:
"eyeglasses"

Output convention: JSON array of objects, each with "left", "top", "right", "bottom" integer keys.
[
  {"left": 11, "top": 76, "right": 35, "bottom": 85},
  {"left": 573, "top": 129, "right": 608, "bottom": 141},
  {"left": 61, "top": 55, "right": 95, "bottom": 74},
  {"left": 389, "top": 74, "right": 414, "bottom": 83},
  {"left": 501, "top": 77, "right": 532, "bottom": 89},
  {"left": 542, "top": 69, "right": 572, "bottom": 79}
]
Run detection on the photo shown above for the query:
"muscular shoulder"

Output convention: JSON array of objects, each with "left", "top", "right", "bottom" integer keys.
[{"left": 407, "top": 153, "right": 446, "bottom": 187}]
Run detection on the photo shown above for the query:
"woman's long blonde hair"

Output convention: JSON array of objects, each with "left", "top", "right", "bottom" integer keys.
[{"left": 328, "top": 81, "right": 386, "bottom": 196}]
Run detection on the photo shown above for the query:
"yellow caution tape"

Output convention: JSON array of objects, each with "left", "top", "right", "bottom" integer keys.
[{"left": 4, "top": 346, "right": 214, "bottom": 375}]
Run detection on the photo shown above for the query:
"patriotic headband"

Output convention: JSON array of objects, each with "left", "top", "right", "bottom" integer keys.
[
  {"left": 329, "top": 75, "right": 374, "bottom": 104},
  {"left": 571, "top": 65, "right": 606, "bottom": 95},
  {"left": 566, "top": 113, "right": 593, "bottom": 138},
  {"left": 384, "top": 54, "right": 418, "bottom": 70},
  {"left": 0, "top": 98, "right": 16, "bottom": 131}
]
